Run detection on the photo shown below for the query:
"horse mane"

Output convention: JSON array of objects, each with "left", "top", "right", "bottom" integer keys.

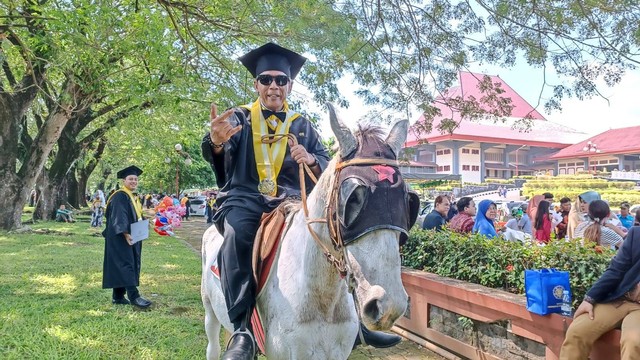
[
  {"left": 354, "top": 123, "right": 386, "bottom": 149},
  {"left": 308, "top": 123, "right": 387, "bottom": 205}
]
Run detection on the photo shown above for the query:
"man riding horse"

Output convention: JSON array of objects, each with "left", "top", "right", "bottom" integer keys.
[{"left": 201, "top": 42, "right": 401, "bottom": 360}]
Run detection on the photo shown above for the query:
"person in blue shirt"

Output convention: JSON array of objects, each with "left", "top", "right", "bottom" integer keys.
[
  {"left": 518, "top": 204, "right": 532, "bottom": 234},
  {"left": 473, "top": 199, "right": 498, "bottom": 238},
  {"left": 422, "top": 195, "right": 450, "bottom": 231},
  {"left": 617, "top": 202, "right": 634, "bottom": 230}
]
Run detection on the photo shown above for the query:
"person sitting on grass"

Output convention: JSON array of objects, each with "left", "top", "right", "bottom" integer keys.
[{"left": 55, "top": 205, "right": 75, "bottom": 223}]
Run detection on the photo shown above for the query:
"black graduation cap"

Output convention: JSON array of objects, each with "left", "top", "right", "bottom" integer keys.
[
  {"left": 116, "top": 165, "right": 143, "bottom": 179},
  {"left": 238, "top": 42, "right": 307, "bottom": 79}
]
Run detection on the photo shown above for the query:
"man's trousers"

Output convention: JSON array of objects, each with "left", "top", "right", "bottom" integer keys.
[{"left": 560, "top": 301, "right": 640, "bottom": 359}]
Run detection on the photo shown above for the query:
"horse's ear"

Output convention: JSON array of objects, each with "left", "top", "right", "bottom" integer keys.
[
  {"left": 327, "top": 102, "right": 357, "bottom": 157},
  {"left": 385, "top": 120, "right": 409, "bottom": 157}
]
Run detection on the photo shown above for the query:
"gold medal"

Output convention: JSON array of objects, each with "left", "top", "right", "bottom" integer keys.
[{"left": 258, "top": 179, "right": 276, "bottom": 195}]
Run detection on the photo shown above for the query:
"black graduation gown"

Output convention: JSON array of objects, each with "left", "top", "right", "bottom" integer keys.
[
  {"left": 200, "top": 107, "right": 331, "bottom": 322},
  {"left": 202, "top": 107, "right": 331, "bottom": 215},
  {"left": 102, "top": 191, "right": 142, "bottom": 289}
]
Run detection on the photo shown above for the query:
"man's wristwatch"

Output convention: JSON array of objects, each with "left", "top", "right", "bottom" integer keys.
[
  {"left": 309, "top": 155, "right": 319, "bottom": 167},
  {"left": 584, "top": 295, "right": 596, "bottom": 304}
]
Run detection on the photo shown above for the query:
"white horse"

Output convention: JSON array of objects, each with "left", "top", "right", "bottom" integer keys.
[{"left": 201, "top": 104, "right": 414, "bottom": 359}]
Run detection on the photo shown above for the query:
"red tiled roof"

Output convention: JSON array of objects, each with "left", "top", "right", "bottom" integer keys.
[
  {"left": 406, "top": 72, "right": 587, "bottom": 147},
  {"left": 548, "top": 126, "right": 640, "bottom": 160}
]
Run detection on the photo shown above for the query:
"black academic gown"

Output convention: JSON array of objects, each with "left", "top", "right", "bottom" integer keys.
[
  {"left": 202, "top": 107, "right": 330, "bottom": 212},
  {"left": 201, "top": 106, "right": 330, "bottom": 323},
  {"left": 102, "top": 191, "right": 142, "bottom": 289}
]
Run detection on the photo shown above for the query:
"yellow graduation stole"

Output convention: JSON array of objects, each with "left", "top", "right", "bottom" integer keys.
[
  {"left": 241, "top": 99, "right": 300, "bottom": 196},
  {"left": 106, "top": 187, "right": 143, "bottom": 220}
]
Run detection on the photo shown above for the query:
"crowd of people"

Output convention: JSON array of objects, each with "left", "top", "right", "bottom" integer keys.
[
  {"left": 422, "top": 190, "right": 639, "bottom": 249},
  {"left": 421, "top": 189, "right": 640, "bottom": 358}
]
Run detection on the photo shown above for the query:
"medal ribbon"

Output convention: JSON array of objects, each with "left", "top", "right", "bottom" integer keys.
[{"left": 245, "top": 99, "right": 300, "bottom": 195}]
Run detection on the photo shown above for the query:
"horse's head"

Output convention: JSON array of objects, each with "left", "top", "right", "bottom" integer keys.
[{"left": 325, "top": 103, "right": 420, "bottom": 330}]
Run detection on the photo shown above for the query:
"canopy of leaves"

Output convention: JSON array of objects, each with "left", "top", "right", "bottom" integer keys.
[{"left": 337, "top": 0, "right": 640, "bottom": 132}]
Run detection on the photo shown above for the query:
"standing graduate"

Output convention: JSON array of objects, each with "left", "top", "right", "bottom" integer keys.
[{"left": 102, "top": 165, "right": 152, "bottom": 309}]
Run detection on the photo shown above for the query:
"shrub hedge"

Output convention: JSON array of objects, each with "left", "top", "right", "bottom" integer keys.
[
  {"left": 522, "top": 177, "right": 640, "bottom": 206},
  {"left": 402, "top": 228, "right": 615, "bottom": 308}
]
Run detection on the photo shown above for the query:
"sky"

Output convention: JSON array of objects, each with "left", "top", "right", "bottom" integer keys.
[{"left": 303, "top": 63, "right": 640, "bottom": 139}]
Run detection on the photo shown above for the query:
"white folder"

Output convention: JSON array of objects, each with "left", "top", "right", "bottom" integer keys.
[{"left": 130, "top": 219, "right": 150, "bottom": 244}]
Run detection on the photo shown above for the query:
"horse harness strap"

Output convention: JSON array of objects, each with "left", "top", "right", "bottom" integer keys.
[{"left": 263, "top": 132, "right": 393, "bottom": 282}]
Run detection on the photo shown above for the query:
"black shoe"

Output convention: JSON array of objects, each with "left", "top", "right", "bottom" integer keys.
[
  {"left": 222, "top": 330, "right": 256, "bottom": 360},
  {"left": 112, "top": 298, "right": 130, "bottom": 305},
  {"left": 353, "top": 323, "right": 402, "bottom": 349},
  {"left": 130, "top": 296, "right": 152, "bottom": 309}
]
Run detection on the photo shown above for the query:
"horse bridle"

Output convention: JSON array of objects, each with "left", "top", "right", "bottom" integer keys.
[
  {"left": 262, "top": 133, "right": 402, "bottom": 277},
  {"left": 262, "top": 133, "right": 403, "bottom": 347}
]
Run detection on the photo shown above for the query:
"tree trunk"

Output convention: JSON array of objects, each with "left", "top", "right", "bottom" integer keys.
[
  {"left": 0, "top": 172, "right": 30, "bottom": 229},
  {"left": 67, "top": 168, "right": 80, "bottom": 208},
  {"left": 1, "top": 79, "right": 85, "bottom": 229},
  {"left": 33, "top": 172, "right": 63, "bottom": 221},
  {"left": 77, "top": 171, "right": 88, "bottom": 208}
]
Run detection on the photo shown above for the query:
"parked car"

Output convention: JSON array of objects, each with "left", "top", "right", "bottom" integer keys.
[
  {"left": 415, "top": 201, "right": 434, "bottom": 228},
  {"left": 188, "top": 196, "right": 207, "bottom": 216}
]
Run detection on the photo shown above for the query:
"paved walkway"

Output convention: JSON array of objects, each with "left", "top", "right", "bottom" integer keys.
[{"left": 172, "top": 215, "right": 446, "bottom": 360}]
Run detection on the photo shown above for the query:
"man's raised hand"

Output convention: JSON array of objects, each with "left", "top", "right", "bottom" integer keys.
[{"left": 210, "top": 103, "right": 242, "bottom": 145}]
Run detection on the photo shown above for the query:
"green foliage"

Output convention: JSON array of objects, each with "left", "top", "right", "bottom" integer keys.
[
  {"left": 402, "top": 229, "right": 614, "bottom": 308},
  {"left": 522, "top": 176, "right": 640, "bottom": 206},
  {"left": 0, "top": 221, "right": 207, "bottom": 358}
]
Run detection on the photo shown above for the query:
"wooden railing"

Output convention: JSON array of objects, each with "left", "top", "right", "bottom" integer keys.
[{"left": 393, "top": 268, "right": 621, "bottom": 360}]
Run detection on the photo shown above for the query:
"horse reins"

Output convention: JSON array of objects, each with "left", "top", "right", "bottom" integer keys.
[
  {"left": 262, "top": 134, "right": 399, "bottom": 345},
  {"left": 261, "top": 134, "right": 399, "bottom": 277}
]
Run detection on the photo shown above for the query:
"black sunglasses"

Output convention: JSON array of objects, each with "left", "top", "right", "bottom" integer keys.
[{"left": 256, "top": 74, "right": 290, "bottom": 86}]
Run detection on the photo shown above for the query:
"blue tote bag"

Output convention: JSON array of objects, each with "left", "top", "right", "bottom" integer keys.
[{"left": 524, "top": 269, "right": 570, "bottom": 315}]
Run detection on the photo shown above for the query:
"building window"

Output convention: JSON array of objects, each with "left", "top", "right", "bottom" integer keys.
[
  {"left": 443, "top": 165, "right": 450, "bottom": 171},
  {"left": 462, "top": 148, "right": 470, "bottom": 154},
  {"left": 608, "top": 159, "right": 618, "bottom": 164},
  {"left": 599, "top": 160, "right": 608, "bottom": 164},
  {"left": 436, "top": 150, "right": 443, "bottom": 155},
  {"left": 559, "top": 163, "right": 567, "bottom": 167},
  {"left": 567, "top": 162, "right": 575, "bottom": 166},
  {"left": 472, "top": 165, "right": 480, "bottom": 171},
  {"left": 437, "top": 166, "right": 442, "bottom": 172},
  {"left": 471, "top": 149, "right": 480, "bottom": 155},
  {"left": 485, "top": 153, "right": 503, "bottom": 162},
  {"left": 462, "top": 165, "right": 470, "bottom": 171},
  {"left": 576, "top": 162, "right": 584, "bottom": 166},
  {"left": 443, "top": 149, "right": 451, "bottom": 155}
]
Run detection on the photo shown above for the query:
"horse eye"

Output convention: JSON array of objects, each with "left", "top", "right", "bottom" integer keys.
[{"left": 338, "top": 178, "right": 368, "bottom": 227}]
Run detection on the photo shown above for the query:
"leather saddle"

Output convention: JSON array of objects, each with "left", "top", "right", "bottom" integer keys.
[{"left": 251, "top": 202, "right": 292, "bottom": 293}]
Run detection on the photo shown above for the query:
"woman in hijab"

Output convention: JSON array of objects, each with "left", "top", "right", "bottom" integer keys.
[
  {"left": 568, "top": 190, "right": 600, "bottom": 239},
  {"left": 473, "top": 199, "right": 499, "bottom": 238}
]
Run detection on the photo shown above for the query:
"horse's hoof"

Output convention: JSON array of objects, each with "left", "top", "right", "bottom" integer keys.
[{"left": 222, "top": 331, "right": 255, "bottom": 360}]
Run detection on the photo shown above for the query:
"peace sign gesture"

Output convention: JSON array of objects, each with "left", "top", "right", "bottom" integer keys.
[{"left": 210, "top": 103, "right": 242, "bottom": 146}]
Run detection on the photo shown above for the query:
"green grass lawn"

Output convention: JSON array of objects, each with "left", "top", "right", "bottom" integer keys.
[{"left": 0, "top": 220, "right": 208, "bottom": 359}]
